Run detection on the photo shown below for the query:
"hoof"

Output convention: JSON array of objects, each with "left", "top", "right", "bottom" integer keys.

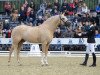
[
  {"left": 18, "top": 64, "right": 22, "bottom": 66},
  {"left": 8, "top": 64, "right": 10, "bottom": 66},
  {"left": 8, "top": 61, "right": 10, "bottom": 63},
  {"left": 41, "top": 64, "right": 45, "bottom": 66},
  {"left": 8, "top": 61, "right": 10, "bottom": 66},
  {"left": 45, "top": 64, "right": 49, "bottom": 66}
]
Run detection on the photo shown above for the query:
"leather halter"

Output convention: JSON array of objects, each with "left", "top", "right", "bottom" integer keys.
[{"left": 59, "top": 15, "right": 68, "bottom": 25}]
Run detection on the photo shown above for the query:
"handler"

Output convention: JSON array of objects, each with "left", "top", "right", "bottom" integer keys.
[{"left": 79, "top": 20, "right": 97, "bottom": 67}]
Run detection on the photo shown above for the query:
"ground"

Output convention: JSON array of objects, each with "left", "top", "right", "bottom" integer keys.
[{"left": 0, "top": 57, "right": 99, "bottom": 75}]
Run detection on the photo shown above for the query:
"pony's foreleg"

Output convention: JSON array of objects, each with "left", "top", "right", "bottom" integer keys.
[
  {"left": 44, "top": 44, "right": 49, "bottom": 66},
  {"left": 41, "top": 44, "right": 46, "bottom": 66}
]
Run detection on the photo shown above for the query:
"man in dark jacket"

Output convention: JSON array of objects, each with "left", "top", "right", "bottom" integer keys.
[{"left": 79, "top": 20, "right": 97, "bottom": 67}]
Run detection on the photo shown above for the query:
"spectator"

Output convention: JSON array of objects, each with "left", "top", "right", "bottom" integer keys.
[
  {"left": 80, "top": 13, "right": 89, "bottom": 22},
  {"left": 19, "top": 5, "right": 26, "bottom": 23},
  {"left": 30, "top": 1, "right": 36, "bottom": 11},
  {"left": 92, "top": 12, "right": 99, "bottom": 26},
  {"left": 54, "top": 27, "right": 61, "bottom": 38},
  {"left": 0, "top": 29, "right": 3, "bottom": 38},
  {"left": 63, "top": 28, "right": 74, "bottom": 38},
  {"left": 36, "top": 2, "right": 47, "bottom": 17},
  {"left": 73, "top": 0, "right": 79, "bottom": 12},
  {"left": 52, "top": 6, "right": 59, "bottom": 15},
  {"left": 78, "top": 0, "right": 84, "bottom": 6},
  {"left": 7, "top": 29, "right": 12, "bottom": 38},
  {"left": 53, "top": 0, "right": 60, "bottom": 11},
  {"left": 44, "top": 10, "right": 51, "bottom": 20},
  {"left": 84, "top": 21, "right": 90, "bottom": 32},
  {"left": 61, "top": 0, "right": 69, "bottom": 13},
  {"left": 3, "top": 20, "right": 10, "bottom": 30},
  {"left": 11, "top": 9, "right": 19, "bottom": 22},
  {"left": 4, "top": 2, "right": 12, "bottom": 16},
  {"left": 96, "top": 4, "right": 100, "bottom": 15},
  {"left": 2, "top": 29, "right": 7, "bottom": 38},
  {"left": 95, "top": 30, "right": 100, "bottom": 38},
  {"left": 26, "top": 6, "right": 32, "bottom": 23},
  {"left": 77, "top": 3, "right": 82, "bottom": 15},
  {"left": 36, "top": 16, "right": 44, "bottom": 26},
  {"left": 72, "top": 13, "right": 80, "bottom": 26},
  {"left": 68, "top": 0, "right": 75, "bottom": 15},
  {"left": 29, "top": 10, "right": 36, "bottom": 24},
  {"left": 81, "top": 3, "right": 89, "bottom": 14},
  {"left": 46, "top": 2, "right": 52, "bottom": 15},
  {"left": 74, "top": 27, "right": 82, "bottom": 38}
]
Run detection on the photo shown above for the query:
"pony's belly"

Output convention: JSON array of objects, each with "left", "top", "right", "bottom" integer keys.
[
  {"left": 27, "top": 40, "right": 41, "bottom": 43},
  {"left": 23, "top": 35, "right": 41, "bottom": 43}
]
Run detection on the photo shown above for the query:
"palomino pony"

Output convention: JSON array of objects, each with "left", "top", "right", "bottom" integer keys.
[{"left": 8, "top": 14, "right": 70, "bottom": 66}]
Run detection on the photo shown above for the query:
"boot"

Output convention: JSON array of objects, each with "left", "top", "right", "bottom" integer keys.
[
  {"left": 80, "top": 54, "right": 89, "bottom": 66},
  {"left": 89, "top": 53, "right": 96, "bottom": 67}
]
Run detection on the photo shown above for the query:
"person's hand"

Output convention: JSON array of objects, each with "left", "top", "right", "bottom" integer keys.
[{"left": 78, "top": 33, "right": 82, "bottom": 36}]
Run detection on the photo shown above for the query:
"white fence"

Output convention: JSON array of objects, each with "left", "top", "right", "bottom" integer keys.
[
  {"left": 0, "top": 38, "right": 100, "bottom": 57},
  {"left": 0, "top": 38, "right": 100, "bottom": 45},
  {"left": 1, "top": 51, "right": 100, "bottom": 57}
]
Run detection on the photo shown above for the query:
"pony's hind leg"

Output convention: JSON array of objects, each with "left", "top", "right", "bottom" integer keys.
[
  {"left": 17, "top": 40, "right": 24, "bottom": 65},
  {"left": 12, "top": 43, "right": 21, "bottom": 66},
  {"left": 8, "top": 45, "right": 14, "bottom": 65}
]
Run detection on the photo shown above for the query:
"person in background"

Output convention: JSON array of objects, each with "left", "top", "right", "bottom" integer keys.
[
  {"left": 61, "top": 0, "right": 69, "bottom": 13},
  {"left": 53, "top": 0, "right": 60, "bottom": 11},
  {"left": 26, "top": 6, "right": 32, "bottom": 23},
  {"left": 30, "top": 1, "right": 36, "bottom": 12},
  {"left": 95, "top": 30, "right": 100, "bottom": 38},
  {"left": 29, "top": 10, "right": 36, "bottom": 24},
  {"left": 96, "top": 3, "right": 100, "bottom": 15},
  {"left": 4, "top": 2, "right": 12, "bottom": 16},
  {"left": 81, "top": 3, "right": 89, "bottom": 14},
  {"left": 19, "top": 5, "right": 26, "bottom": 23},
  {"left": 54, "top": 27, "right": 61, "bottom": 38}
]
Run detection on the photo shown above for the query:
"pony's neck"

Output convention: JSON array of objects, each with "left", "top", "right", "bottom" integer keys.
[{"left": 43, "top": 15, "right": 61, "bottom": 33}]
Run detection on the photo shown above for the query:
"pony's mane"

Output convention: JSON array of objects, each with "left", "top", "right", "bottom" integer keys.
[{"left": 43, "top": 15, "right": 59, "bottom": 24}]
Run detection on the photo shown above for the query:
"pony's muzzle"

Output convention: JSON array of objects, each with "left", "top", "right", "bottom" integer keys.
[{"left": 65, "top": 21, "right": 71, "bottom": 27}]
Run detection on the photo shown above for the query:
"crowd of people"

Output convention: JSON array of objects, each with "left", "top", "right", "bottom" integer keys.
[{"left": 0, "top": 0, "right": 100, "bottom": 38}]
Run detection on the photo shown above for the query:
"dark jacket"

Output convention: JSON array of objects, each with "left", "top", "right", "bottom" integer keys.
[{"left": 83, "top": 25, "right": 96, "bottom": 43}]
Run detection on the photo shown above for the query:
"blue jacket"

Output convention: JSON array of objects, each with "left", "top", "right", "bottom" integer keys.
[{"left": 95, "top": 34, "right": 100, "bottom": 38}]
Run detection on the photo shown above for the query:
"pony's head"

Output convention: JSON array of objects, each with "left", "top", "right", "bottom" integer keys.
[{"left": 59, "top": 13, "right": 71, "bottom": 27}]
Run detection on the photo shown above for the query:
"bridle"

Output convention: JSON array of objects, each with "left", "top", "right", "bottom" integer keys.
[{"left": 59, "top": 15, "right": 68, "bottom": 25}]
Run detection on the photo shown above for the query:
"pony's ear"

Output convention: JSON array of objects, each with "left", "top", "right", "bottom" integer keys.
[
  {"left": 60, "top": 12, "right": 65, "bottom": 16},
  {"left": 62, "top": 12, "right": 65, "bottom": 15}
]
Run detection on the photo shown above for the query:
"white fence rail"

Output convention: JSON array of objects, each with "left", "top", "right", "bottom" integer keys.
[
  {"left": 0, "top": 38, "right": 100, "bottom": 45},
  {"left": 1, "top": 51, "right": 100, "bottom": 57}
]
